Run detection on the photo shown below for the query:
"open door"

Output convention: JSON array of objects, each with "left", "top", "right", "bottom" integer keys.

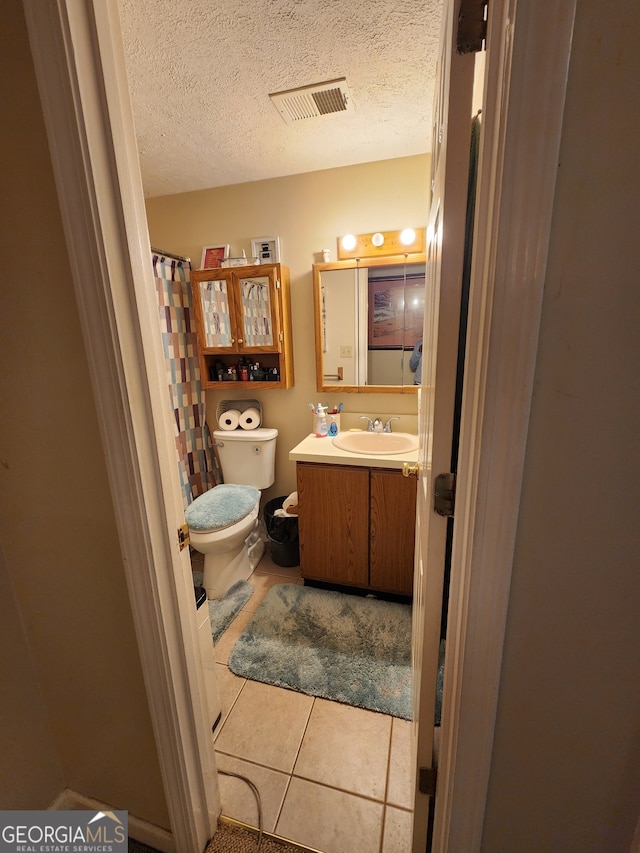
[{"left": 411, "top": 0, "right": 475, "bottom": 849}]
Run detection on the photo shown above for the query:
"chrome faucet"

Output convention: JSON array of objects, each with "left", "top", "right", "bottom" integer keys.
[{"left": 359, "top": 416, "right": 400, "bottom": 433}]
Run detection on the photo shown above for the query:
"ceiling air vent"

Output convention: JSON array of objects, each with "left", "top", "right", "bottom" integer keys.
[{"left": 269, "top": 78, "right": 352, "bottom": 124}]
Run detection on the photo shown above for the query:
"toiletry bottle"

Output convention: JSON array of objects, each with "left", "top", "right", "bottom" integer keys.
[
  {"left": 319, "top": 412, "right": 329, "bottom": 437},
  {"left": 328, "top": 416, "right": 338, "bottom": 436},
  {"left": 315, "top": 404, "right": 328, "bottom": 437}
]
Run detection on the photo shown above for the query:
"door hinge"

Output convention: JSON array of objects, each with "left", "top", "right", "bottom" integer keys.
[
  {"left": 457, "top": 0, "right": 488, "bottom": 54},
  {"left": 434, "top": 472, "right": 456, "bottom": 517},
  {"left": 419, "top": 766, "right": 438, "bottom": 797},
  {"left": 279, "top": 331, "right": 284, "bottom": 342},
  {"left": 276, "top": 278, "right": 281, "bottom": 289},
  {"left": 178, "top": 522, "right": 190, "bottom": 551}
]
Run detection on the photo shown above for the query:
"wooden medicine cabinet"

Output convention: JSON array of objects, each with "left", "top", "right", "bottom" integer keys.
[{"left": 191, "top": 263, "right": 294, "bottom": 389}]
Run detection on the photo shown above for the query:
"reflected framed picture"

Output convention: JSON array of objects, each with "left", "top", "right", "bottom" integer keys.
[
  {"left": 201, "top": 244, "right": 229, "bottom": 269},
  {"left": 368, "top": 269, "right": 425, "bottom": 349},
  {"left": 251, "top": 236, "right": 281, "bottom": 264}
]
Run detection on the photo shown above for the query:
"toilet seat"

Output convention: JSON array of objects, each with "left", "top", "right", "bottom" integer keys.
[{"left": 185, "top": 484, "right": 260, "bottom": 533}]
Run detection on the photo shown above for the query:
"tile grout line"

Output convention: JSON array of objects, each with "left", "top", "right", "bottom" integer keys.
[
  {"left": 212, "top": 666, "right": 247, "bottom": 742},
  {"left": 272, "top": 768, "right": 293, "bottom": 837},
  {"left": 287, "top": 772, "right": 392, "bottom": 808},
  {"left": 378, "top": 717, "right": 396, "bottom": 853},
  {"left": 273, "top": 695, "right": 316, "bottom": 836}
]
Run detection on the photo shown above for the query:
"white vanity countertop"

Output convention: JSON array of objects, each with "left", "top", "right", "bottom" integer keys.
[{"left": 289, "top": 432, "right": 419, "bottom": 470}]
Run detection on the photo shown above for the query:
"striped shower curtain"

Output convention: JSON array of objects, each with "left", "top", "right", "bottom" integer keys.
[{"left": 153, "top": 252, "right": 221, "bottom": 510}]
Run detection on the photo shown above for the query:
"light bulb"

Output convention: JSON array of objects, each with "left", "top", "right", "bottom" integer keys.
[
  {"left": 400, "top": 228, "right": 416, "bottom": 246},
  {"left": 372, "top": 232, "right": 385, "bottom": 247},
  {"left": 341, "top": 234, "right": 357, "bottom": 251}
]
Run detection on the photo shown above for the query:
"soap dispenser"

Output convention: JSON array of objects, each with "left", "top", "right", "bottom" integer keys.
[
  {"left": 319, "top": 412, "right": 329, "bottom": 437},
  {"left": 314, "top": 404, "right": 328, "bottom": 437}
]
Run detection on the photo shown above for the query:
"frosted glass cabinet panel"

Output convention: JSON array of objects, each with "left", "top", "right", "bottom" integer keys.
[
  {"left": 191, "top": 263, "right": 294, "bottom": 389},
  {"left": 198, "top": 277, "right": 233, "bottom": 348},
  {"left": 239, "top": 275, "right": 275, "bottom": 348},
  {"left": 237, "top": 274, "right": 279, "bottom": 351}
]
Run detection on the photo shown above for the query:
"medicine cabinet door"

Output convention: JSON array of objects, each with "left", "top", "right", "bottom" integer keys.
[
  {"left": 194, "top": 273, "right": 238, "bottom": 352},
  {"left": 234, "top": 270, "right": 281, "bottom": 354}
]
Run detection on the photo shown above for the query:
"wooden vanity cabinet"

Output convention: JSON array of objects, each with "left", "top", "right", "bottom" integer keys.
[
  {"left": 191, "top": 263, "right": 294, "bottom": 389},
  {"left": 296, "top": 462, "right": 417, "bottom": 596},
  {"left": 369, "top": 468, "right": 417, "bottom": 594},
  {"left": 296, "top": 463, "right": 369, "bottom": 587}
]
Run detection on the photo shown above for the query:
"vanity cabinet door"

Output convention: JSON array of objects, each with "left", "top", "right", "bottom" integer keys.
[
  {"left": 369, "top": 469, "right": 417, "bottom": 595},
  {"left": 296, "top": 463, "right": 369, "bottom": 587}
]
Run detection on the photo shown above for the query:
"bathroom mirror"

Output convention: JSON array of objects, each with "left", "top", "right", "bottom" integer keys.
[{"left": 313, "top": 255, "right": 426, "bottom": 393}]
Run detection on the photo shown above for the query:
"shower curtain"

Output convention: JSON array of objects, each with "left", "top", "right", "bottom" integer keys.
[{"left": 153, "top": 252, "right": 221, "bottom": 510}]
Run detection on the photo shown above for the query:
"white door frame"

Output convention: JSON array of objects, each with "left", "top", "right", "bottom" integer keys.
[
  {"left": 23, "top": 0, "right": 577, "bottom": 850},
  {"left": 23, "top": 1, "right": 220, "bottom": 851},
  {"left": 412, "top": 0, "right": 475, "bottom": 846},
  {"left": 434, "top": 0, "right": 577, "bottom": 847}
]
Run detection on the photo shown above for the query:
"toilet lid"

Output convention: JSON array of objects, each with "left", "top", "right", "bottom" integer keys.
[
  {"left": 212, "top": 427, "right": 278, "bottom": 441},
  {"left": 185, "top": 484, "right": 260, "bottom": 533}
]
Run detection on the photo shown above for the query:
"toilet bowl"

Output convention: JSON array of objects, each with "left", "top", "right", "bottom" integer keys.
[
  {"left": 187, "top": 489, "right": 262, "bottom": 600},
  {"left": 186, "top": 426, "right": 278, "bottom": 599}
]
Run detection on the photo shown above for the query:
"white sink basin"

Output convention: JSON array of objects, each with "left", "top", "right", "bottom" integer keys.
[{"left": 331, "top": 431, "right": 418, "bottom": 455}]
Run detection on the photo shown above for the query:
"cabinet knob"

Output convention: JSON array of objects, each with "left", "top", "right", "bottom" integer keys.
[
  {"left": 238, "top": 338, "right": 243, "bottom": 343},
  {"left": 402, "top": 462, "right": 420, "bottom": 478}
]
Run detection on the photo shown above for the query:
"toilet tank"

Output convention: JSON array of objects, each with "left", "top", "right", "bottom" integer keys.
[{"left": 213, "top": 427, "right": 278, "bottom": 489}]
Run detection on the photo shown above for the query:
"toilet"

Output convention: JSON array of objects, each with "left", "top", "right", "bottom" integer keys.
[{"left": 185, "top": 426, "right": 278, "bottom": 599}]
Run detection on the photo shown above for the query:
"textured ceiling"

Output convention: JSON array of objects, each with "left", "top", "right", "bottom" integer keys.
[{"left": 118, "top": 0, "right": 442, "bottom": 198}]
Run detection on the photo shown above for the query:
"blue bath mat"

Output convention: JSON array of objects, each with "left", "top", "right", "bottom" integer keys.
[
  {"left": 229, "top": 584, "right": 421, "bottom": 719},
  {"left": 208, "top": 580, "right": 253, "bottom": 645}
]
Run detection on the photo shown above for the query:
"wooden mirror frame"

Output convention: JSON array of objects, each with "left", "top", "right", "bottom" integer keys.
[{"left": 313, "top": 253, "right": 427, "bottom": 394}]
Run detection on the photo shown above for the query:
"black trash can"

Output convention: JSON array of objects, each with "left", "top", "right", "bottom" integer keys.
[{"left": 264, "top": 496, "right": 300, "bottom": 567}]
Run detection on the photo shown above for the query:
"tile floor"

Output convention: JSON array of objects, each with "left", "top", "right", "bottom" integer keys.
[{"left": 205, "top": 549, "right": 414, "bottom": 853}]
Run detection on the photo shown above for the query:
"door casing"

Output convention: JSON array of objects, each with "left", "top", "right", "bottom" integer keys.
[
  {"left": 410, "top": 0, "right": 475, "bottom": 847},
  {"left": 432, "top": 0, "right": 577, "bottom": 848}
]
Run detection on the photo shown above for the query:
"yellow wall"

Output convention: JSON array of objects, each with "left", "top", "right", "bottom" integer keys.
[
  {"left": 145, "top": 155, "right": 429, "bottom": 500},
  {"left": 0, "top": 0, "right": 169, "bottom": 826}
]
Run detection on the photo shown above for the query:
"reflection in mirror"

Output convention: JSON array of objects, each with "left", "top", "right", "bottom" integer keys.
[{"left": 313, "top": 256, "right": 426, "bottom": 392}]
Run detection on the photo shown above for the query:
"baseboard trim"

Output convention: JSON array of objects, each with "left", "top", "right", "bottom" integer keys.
[{"left": 50, "top": 789, "right": 174, "bottom": 853}]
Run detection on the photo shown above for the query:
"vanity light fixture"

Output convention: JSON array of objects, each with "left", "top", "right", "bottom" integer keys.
[
  {"left": 341, "top": 234, "right": 358, "bottom": 252},
  {"left": 338, "top": 228, "right": 426, "bottom": 260}
]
